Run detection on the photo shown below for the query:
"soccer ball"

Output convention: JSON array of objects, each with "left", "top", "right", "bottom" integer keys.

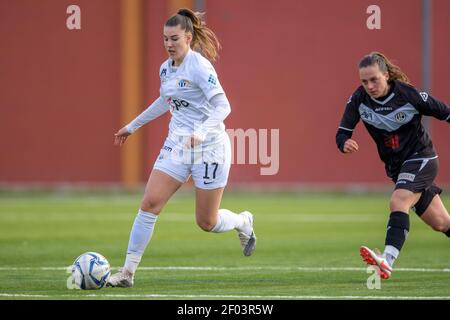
[{"left": 71, "top": 252, "right": 111, "bottom": 290}]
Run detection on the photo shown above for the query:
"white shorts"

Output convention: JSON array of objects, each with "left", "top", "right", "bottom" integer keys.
[{"left": 153, "top": 136, "right": 231, "bottom": 190}]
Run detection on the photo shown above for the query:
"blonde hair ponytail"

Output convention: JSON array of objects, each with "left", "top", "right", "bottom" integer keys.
[{"left": 166, "top": 8, "right": 221, "bottom": 61}]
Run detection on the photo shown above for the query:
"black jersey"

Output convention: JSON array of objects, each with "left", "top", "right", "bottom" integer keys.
[{"left": 336, "top": 80, "right": 450, "bottom": 178}]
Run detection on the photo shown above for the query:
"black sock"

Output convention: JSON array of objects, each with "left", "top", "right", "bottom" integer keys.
[
  {"left": 385, "top": 211, "right": 410, "bottom": 251},
  {"left": 445, "top": 228, "right": 450, "bottom": 238}
]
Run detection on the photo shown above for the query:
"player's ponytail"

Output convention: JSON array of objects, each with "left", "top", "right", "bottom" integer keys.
[
  {"left": 358, "top": 52, "right": 411, "bottom": 85},
  {"left": 165, "top": 8, "right": 221, "bottom": 61}
]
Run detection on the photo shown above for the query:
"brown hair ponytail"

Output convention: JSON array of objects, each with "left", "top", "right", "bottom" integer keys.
[
  {"left": 358, "top": 52, "right": 411, "bottom": 84},
  {"left": 165, "top": 8, "right": 221, "bottom": 61}
]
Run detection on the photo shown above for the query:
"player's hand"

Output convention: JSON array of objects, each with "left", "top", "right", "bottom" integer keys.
[
  {"left": 186, "top": 134, "right": 204, "bottom": 148},
  {"left": 114, "top": 127, "right": 131, "bottom": 146},
  {"left": 343, "top": 139, "right": 359, "bottom": 153}
]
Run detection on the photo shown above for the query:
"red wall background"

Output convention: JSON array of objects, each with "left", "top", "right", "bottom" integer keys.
[
  {"left": 0, "top": 0, "right": 448, "bottom": 187},
  {"left": 0, "top": 0, "right": 121, "bottom": 183},
  {"left": 431, "top": 0, "right": 450, "bottom": 187}
]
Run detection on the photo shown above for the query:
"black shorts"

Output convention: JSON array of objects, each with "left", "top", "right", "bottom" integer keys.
[{"left": 393, "top": 156, "right": 442, "bottom": 216}]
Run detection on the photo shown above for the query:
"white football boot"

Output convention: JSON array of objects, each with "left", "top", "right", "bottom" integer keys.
[
  {"left": 106, "top": 267, "right": 134, "bottom": 288},
  {"left": 237, "top": 211, "right": 257, "bottom": 256},
  {"left": 360, "top": 246, "right": 392, "bottom": 279}
]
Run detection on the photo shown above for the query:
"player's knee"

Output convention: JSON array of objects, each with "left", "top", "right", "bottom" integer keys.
[
  {"left": 140, "top": 198, "right": 163, "bottom": 215},
  {"left": 432, "top": 225, "right": 447, "bottom": 232},
  {"left": 196, "top": 217, "right": 216, "bottom": 232},
  {"left": 430, "top": 219, "right": 449, "bottom": 232},
  {"left": 389, "top": 198, "right": 408, "bottom": 212},
  {"left": 389, "top": 193, "right": 413, "bottom": 212}
]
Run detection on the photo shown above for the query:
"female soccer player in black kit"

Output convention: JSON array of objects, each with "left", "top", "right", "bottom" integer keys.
[{"left": 336, "top": 52, "right": 450, "bottom": 279}]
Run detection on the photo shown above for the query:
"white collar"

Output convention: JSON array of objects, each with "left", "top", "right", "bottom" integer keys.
[{"left": 168, "top": 49, "right": 192, "bottom": 72}]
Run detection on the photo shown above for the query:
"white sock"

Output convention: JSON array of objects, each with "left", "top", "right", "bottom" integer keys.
[
  {"left": 210, "top": 209, "right": 246, "bottom": 233},
  {"left": 124, "top": 209, "right": 158, "bottom": 274},
  {"left": 383, "top": 245, "right": 399, "bottom": 267}
]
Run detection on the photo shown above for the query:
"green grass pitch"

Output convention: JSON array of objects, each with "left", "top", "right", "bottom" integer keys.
[{"left": 0, "top": 190, "right": 449, "bottom": 300}]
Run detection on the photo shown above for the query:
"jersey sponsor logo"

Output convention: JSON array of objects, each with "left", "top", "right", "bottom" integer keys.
[
  {"left": 419, "top": 92, "right": 428, "bottom": 102},
  {"left": 394, "top": 111, "right": 407, "bottom": 122},
  {"left": 178, "top": 79, "right": 191, "bottom": 88},
  {"left": 207, "top": 74, "right": 217, "bottom": 85},
  {"left": 167, "top": 97, "right": 190, "bottom": 112},
  {"left": 375, "top": 106, "right": 393, "bottom": 112},
  {"left": 158, "top": 145, "right": 173, "bottom": 160},
  {"left": 397, "top": 173, "right": 416, "bottom": 182}
]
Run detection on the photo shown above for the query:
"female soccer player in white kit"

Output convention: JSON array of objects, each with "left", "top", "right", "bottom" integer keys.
[{"left": 107, "top": 8, "right": 256, "bottom": 288}]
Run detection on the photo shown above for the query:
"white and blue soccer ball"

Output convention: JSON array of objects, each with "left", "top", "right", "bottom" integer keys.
[{"left": 71, "top": 252, "right": 111, "bottom": 290}]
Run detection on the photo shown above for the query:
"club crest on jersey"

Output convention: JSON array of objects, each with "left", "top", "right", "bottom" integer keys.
[
  {"left": 178, "top": 79, "right": 191, "bottom": 88},
  {"left": 395, "top": 111, "right": 407, "bottom": 122},
  {"left": 419, "top": 92, "right": 428, "bottom": 102}
]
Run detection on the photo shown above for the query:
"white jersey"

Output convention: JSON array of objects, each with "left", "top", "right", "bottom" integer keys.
[{"left": 159, "top": 49, "right": 227, "bottom": 147}]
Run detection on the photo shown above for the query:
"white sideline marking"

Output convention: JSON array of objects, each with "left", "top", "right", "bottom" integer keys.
[
  {"left": 0, "top": 293, "right": 450, "bottom": 300},
  {"left": 0, "top": 266, "right": 450, "bottom": 273},
  {"left": 0, "top": 293, "right": 49, "bottom": 298}
]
